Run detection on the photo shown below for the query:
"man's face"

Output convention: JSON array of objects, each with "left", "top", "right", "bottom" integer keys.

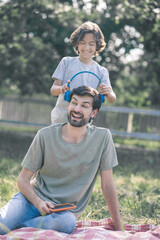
[{"left": 67, "top": 94, "right": 97, "bottom": 127}]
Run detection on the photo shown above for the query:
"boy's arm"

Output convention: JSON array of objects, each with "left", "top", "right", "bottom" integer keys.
[
  {"left": 50, "top": 78, "right": 63, "bottom": 96},
  {"left": 106, "top": 89, "right": 116, "bottom": 103},
  {"left": 50, "top": 78, "right": 70, "bottom": 96},
  {"left": 17, "top": 167, "right": 54, "bottom": 215},
  {"left": 101, "top": 168, "right": 122, "bottom": 231}
]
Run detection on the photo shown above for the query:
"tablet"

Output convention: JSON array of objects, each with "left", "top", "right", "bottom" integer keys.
[{"left": 49, "top": 203, "right": 76, "bottom": 212}]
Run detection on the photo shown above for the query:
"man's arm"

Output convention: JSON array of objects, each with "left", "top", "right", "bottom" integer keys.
[
  {"left": 17, "top": 167, "right": 54, "bottom": 215},
  {"left": 101, "top": 168, "right": 122, "bottom": 231}
]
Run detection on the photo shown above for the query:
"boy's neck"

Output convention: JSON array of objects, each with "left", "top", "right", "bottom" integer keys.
[{"left": 78, "top": 56, "right": 94, "bottom": 65}]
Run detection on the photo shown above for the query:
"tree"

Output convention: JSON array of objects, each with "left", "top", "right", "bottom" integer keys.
[
  {"left": 0, "top": 0, "right": 76, "bottom": 95},
  {"left": 0, "top": 0, "right": 159, "bottom": 108},
  {"left": 100, "top": 0, "right": 160, "bottom": 108}
]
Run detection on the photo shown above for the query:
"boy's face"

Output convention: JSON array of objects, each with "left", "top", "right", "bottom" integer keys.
[
  {"left": 67, "top": 94, "right": 98, "bottom": 127},
  {"left": 78, "top": 33, "right": 96, "bottom": 63}
]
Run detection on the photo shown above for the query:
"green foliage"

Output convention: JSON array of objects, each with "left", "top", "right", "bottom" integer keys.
[
  {"left": 0, "top": 0, "right": 76, "bottom": 96},
  {"left": 0, "top": 0, "right": 159, "bottom": 108},
  {"left": 107, "top": 0, "right": 160, "bottom": 107}
]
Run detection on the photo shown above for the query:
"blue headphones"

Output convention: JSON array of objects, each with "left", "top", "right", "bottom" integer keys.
[{"left": 64, "top": 71, "right": 105, "bottom": 103}]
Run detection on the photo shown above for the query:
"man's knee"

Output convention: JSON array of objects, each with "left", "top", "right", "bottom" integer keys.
[
  {"left": 52, "top": 211, "right": 76, "bottom": 234},
  {"left": 63, "top": 211, "right": 76, "bottom": 233}
]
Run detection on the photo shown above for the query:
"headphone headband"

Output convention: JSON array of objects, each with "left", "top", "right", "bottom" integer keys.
[
  {"left": 67, "top": 71, "right": 102, "bottom": 87},
  {"left": 64, "top": 71, "right": 105, "bottom": 103}
]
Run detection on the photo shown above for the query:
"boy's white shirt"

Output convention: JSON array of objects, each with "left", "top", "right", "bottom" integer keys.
[{"left": 51, "top": 56, "right": 111, "bottom": 124}]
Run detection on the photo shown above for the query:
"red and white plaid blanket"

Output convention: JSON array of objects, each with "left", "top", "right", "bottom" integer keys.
[{"left": 0, "top": 218, "right": 160, "bottom": 240}]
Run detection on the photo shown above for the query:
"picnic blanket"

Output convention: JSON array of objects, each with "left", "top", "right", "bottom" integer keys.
[{"left": 0, "top": 218, "right": 160, "bottom": 240}]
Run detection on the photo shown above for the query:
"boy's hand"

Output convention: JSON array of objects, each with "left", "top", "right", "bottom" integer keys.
[
  {"left": 99, "top": 83, "right": 116, "bottom": 103},
  {"left": 60, "top": 80, "right": 70, "bottom": 94},
  {"left": 99, "top": 83, "right": 112, "bottom": 96}
]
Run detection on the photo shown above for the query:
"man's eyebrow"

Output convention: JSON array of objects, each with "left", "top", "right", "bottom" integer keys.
[{"left": 72, "top": 97, "right": 78, "bottom": 101}]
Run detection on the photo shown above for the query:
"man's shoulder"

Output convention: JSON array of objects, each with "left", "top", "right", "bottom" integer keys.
[
  {"left": 37, "top": 124, "right": 62, "bottom": 136},
  {"left": 88, "top": 125, "right": 111, "bottom": 137}
]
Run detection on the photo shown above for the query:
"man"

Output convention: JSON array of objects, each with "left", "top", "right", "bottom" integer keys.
[{"left": 0, "top": 86, "right": 122, "bottom": 235}]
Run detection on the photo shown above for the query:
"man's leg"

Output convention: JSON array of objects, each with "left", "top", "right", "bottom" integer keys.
[
  {"left": 0, "top": 192, "right": 76, "bottom": 235},
  {"left": 21, "top": 210, "right": 76, "bottom": 234},
  {"left": 0, "top": 192, "right": 40, "bottom": 235}
]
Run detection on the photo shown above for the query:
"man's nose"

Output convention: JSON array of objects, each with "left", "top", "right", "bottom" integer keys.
[{"left": 74, "top": 104, "right": 81, "bottom": 112}]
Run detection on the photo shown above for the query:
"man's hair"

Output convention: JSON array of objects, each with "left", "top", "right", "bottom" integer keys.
[
  {"left": 70, "top": 86, "right": 102, "bottom": 111},
  {"left": 70, "top": 21, "right": 106, "bottom": 56}
]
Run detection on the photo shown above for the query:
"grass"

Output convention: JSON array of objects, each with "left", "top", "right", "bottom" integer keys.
[
  {"left": 113, "top": 136, "right": 160, "bottom": 150},
  {"left": 0, "top": 157, "right": 21, "bottom": 208},
  {"left": 1, "top": 124, "right": 160, "bottom": 150},
  {"left": 0, "top": 125, "right": 38, "bottom": 134},
  {"left": 0, "top": 155, "right": 160, "bottom": 226},
  {"left": 80, "top": 169, "right": 160, "bottom": 225}
]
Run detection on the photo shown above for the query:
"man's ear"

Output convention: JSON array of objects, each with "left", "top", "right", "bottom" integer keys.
[{"left": 91, "top": 109, "right": 98, "bottom": 119}]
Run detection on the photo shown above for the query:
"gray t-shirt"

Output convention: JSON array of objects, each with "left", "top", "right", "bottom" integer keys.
[
  {"left": 51, "top": 57, "right": 111, "bottom": 124},
  {"left": 22, "top": 124, "right": 118, "bottom": 216}
]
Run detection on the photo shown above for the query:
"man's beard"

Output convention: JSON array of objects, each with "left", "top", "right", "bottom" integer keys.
[{"left": 67, "top": 111, "right": 90, "bottom": 127}]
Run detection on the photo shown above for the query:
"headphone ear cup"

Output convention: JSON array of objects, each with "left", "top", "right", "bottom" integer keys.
[
  {"left": 64, "top": 90, "right": 71, "bottom": 102},
  {"left": 99, "top": 94, "right": 105, "bottom": 103}
]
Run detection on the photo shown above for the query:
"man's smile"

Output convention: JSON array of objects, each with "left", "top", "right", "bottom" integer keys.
[{"left": 71, "top": 111, "right": 83, "bottom": 120}]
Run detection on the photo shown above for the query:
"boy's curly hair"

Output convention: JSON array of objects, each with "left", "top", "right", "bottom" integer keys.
[{"left": 70, "top": 21, "right": 106, "bottom": 56}]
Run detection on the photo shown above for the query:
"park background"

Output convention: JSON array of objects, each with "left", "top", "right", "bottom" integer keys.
[{"left": 0, "top": 0, "right": 160, "bottom": 225}]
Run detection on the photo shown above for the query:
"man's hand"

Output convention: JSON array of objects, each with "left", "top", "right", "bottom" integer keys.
[{"left": 36, "top": 200, "right": 54, "bottom": 215}]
